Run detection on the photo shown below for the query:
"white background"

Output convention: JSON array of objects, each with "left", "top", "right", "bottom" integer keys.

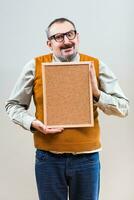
[{"left": 1, "top": 0, "right": 134, "bottom": 199}]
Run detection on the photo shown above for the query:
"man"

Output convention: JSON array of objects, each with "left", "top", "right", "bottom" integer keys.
[{"left": 5, "top": 18, "right": 129, "bottom": 200}]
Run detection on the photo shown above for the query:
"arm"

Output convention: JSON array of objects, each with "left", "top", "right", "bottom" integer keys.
[
  {"left": 90, "top": 61, "right": 129, "bottom": 117},
  {"left": 5, "top": 59, "right": 36, "bottom": 130},
  {"left": 5, "top": 59, "right": 63, "bottom": 134}
]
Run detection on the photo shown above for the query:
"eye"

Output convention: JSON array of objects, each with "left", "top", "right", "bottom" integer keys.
[
  {"left": 55, "top": 34, "right": 64, "bottom": 41},
  {"left": 67, "top": 31, "right": 74, "bottom": 37},
  {"left": 67, "top": 30, "right": 76, "bottom": 39}
]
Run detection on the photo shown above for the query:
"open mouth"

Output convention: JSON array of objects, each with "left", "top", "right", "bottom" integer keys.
[
  {"left": 61, "top": 44, "right": 74, "bottom": 49},
  {"left": 61, "top": 46, "right": 74, "bottom": 53},
  {"left": 63, "top": 47, "right": 73, "bottom": 51}
]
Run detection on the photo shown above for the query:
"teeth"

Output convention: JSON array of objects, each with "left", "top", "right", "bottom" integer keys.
[{"left": 64, "top": 47, "right": 72, "bottom": 49}]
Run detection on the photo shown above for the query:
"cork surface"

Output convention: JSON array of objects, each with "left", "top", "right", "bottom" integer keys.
[{"left": 42, "top": 62, "right": 94, "bottom": 128}]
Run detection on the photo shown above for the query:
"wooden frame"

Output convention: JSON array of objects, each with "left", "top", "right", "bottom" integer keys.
[{"left": 42, "top": 62, "right": 94, "bottom": 128}]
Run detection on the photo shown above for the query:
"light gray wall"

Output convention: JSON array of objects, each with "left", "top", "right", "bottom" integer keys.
[{"left": 1, "top": 0, "right": 134, "bottom": 199}]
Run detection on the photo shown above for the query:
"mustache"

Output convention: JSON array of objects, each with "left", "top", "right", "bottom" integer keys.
[{"left": 61, "top": 44, "right": 74, "bottom": 50}]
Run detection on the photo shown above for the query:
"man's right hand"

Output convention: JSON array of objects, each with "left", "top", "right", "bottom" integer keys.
[{"left": 31, "top": 119, "right": 64, "bottom": 134}]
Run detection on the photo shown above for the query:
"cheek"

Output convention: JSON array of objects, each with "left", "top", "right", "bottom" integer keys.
[
  {"left": 53, "top": 45, "right": 62, "bottom": 54},
  {"left": 51, "top": 43, "right": 60, "bottom": 50},
  {"left": 70, "top": 38, "right": 79, "bottom": 47},
  {"left": 74, "top": 36, "right": 79, "bottom": 45},
  {"left": 74, "top": 41, "right": 79, "bottom": 50},
  {"left": 51, "top": 45, "right": 62, "bottom": 56}
]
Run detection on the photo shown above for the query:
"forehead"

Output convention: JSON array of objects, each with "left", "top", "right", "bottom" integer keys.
[{"left": 49, "top": 21, "right": 75, "bottom": 36}]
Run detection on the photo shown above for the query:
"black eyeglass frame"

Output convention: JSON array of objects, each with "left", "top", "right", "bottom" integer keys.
[{"left": 48, "top": 30, "right": 77, "bottom": 42}]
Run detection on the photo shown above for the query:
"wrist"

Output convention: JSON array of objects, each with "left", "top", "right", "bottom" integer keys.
[{"left": 30, "top": 120, "right": 37, "bottom": 132}]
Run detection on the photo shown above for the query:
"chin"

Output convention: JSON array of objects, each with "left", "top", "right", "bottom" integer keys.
[
  {"left": 64, "top": 53, "right": 73, "bottom": 59},
  {"left": 57, "top": 52, "right": 77, "bottom": 62},
  {"left": 64, "top": 52, "right": 76, "bottom": 60}
]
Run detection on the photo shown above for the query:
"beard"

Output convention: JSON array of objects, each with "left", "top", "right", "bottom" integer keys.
[
  {"left": 57, "top": 53, "right": 77, "bottom": 62},
  {"left": 57, "top": 44, "right": 78, "bottom": 62}
]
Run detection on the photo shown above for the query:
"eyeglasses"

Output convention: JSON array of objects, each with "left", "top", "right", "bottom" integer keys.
[{"left": 48, "top": 30, "right": 77, "bottom": 43}]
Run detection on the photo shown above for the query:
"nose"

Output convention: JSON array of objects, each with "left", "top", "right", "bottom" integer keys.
[{"left": 63, "top": 35, "right": 70, "bottom": 44}]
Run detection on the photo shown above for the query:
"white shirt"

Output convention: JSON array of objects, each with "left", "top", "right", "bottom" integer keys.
[{"left": 5, "top": 53, "right": 129, "bottom": 154}]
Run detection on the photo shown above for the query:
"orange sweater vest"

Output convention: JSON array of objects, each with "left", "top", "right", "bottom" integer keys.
[{"left": 33, "top": 53, "right": 101, "bottom": 152}]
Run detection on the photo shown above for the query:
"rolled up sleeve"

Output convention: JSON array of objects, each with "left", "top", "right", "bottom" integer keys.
[
  {"left": 94, "top": 61, "right": 129, "bottom": 117},
  {"left": 5, "top": 59, "right": 36, "bottom": 131}
]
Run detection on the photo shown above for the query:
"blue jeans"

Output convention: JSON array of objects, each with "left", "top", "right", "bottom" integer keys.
[{"left": 35, "top": 149, "right": 100, "bottom": 200}]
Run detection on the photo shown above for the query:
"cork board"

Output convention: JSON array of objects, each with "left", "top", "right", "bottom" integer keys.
[{"left": 42, "top": 62, "right": 94, "bottom": 128}]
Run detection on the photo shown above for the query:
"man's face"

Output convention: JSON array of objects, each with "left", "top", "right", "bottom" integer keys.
[{"left": 47, "top": 21, "right": 79, "bottom": 61}]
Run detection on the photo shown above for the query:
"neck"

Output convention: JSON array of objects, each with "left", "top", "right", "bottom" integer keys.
[{"left": 53, "top": 53, "right": 79, "bottom": 62}]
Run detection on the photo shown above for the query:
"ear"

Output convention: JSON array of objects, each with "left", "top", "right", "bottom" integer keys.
[
  {"left": 47, "top": 40, "right": 52, "bottom": 49},
  {"left": 77, "top": 33, "right": 80, "bottom": 43}
]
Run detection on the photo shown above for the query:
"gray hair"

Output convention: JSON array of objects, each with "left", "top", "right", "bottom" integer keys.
[{"left": 46, "top": 18, "right": 76, "bottom": 39}]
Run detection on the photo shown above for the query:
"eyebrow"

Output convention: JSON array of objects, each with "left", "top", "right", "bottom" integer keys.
[{"left": 49, "top": 29, "right": 75, "bottom": 38}]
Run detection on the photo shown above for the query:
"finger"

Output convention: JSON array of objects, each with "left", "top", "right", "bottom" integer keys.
[
  {"left": 47, "top": 127, "right": 64, "bottom": 131},
  {"left": 90, "top": 63, "right": 96, "bottom": 78},
  {"left": 45, "top": 128, "right": 63, "bottom": 134}
]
